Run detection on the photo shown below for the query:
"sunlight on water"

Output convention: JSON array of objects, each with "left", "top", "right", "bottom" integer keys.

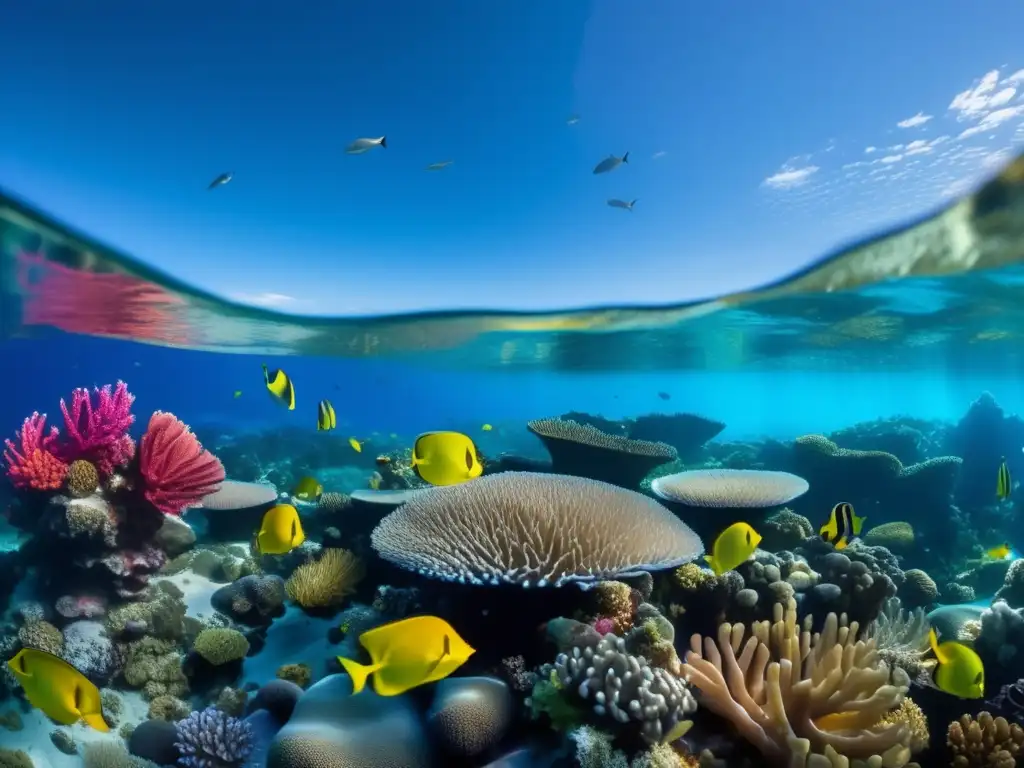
[{"left": 2, "top": 153, "right": 1024, "bottom": 370}]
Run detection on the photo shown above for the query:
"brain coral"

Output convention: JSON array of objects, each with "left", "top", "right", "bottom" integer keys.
[{"left": 370, "top": 472, "right": 704, "bottom": 588}]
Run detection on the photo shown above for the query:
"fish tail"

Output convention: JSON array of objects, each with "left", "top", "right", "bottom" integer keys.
[
  {"left": 928, "top": 628, "right": 947, "bottom": 664},
  {"left": 854, "top": 516, "right": 866, "bottom": 536},
  {"left": 81, "top": 712, "right": 110, "bottom": 732},
  {"left": 338, "top": 657, "right": 380, "bottom": 694},
  {"left": 380, "top": 136, "right": 387, "bottom": 149},
  {"left": 622, "top": 151, "right": 629, "bottom": 163}
]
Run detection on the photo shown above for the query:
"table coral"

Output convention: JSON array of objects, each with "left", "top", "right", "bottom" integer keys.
[{"left": 681, "top": 597, "right": 915, "bottom": 766}]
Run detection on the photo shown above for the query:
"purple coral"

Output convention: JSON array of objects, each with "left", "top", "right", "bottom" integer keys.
[
  {"left": 175, "top": 707, "right": 253, "bottom": 768},
  {"left": 58, "top": 381, "right": 136, "bottom": 476}
]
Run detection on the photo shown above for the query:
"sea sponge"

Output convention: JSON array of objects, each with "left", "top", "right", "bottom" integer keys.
[
  {"left": 147, "top": 695, "right": 191, "bottom": 721},
  {"left": 285, "top": 548, "right": 364, "bottom": 610},
  {"left": 527, "top": 418, "right": 677, "bottom": 488},
  {"left": 863, "top": 521, "right": 916, "bottom": 551},
  {"left": 681, "top": 597, "right": 914, "bottom": 766},
  {"left": 192, "top": 628, "right": 249, "bottom": 665},
  {"left": 66, "top": 459, "right": 100, "bottom": 498},
  {"left": 0, "top": 750, "right": 33, "bottom": 768},
  {"left": 948, "top": 711, "right": 1024, "bottom": 767},
  {"left": 276, "top": 664, "right": 312, "bottom": 689},
  {"left": 371, "top": 472, "right": 704, "bottom": 588}
]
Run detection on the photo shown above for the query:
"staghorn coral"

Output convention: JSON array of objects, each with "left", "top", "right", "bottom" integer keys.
[
  {"left": 56, "top": 381, "right": 136, "bottom": 476},
  {"left": 3, "top": 412, "right": 68, "bottom": 490},
  {"left": 285, "top": 548, "right": 364, "bottom": 610},
  {"left": 527, "top": 417, "right": 677, "bottom": 488},
  {"left": 66, "top": 459, "right": 100, "bottom": 497},
  {"left": 948, "top": 711, "right": 1024, "bottom": 767},
  {"left": 863, "top": 521, "right": 916, "bottom": 551},
  {"left": 546, "top": 631, "right": 697, "bottom": 745},
  {"left": 371, "top": 472, "right": 704, "bottom": 587},
  {"left": 650, "top": 469, "right": 809, "bottom": 508},
  {"left": 681, "top": 597, "right": 914, "bottom": 767}
]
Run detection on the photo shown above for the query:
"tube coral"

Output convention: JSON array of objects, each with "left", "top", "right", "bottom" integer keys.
[
  {"left": 681, "top": 597, "right": 915, "bottom": 767},
  {"left": 57, "top": 381, "right": 136, "bottom": 475},
  {"left": 2, "top": 412, "right": 68, "bottom": 490},
  {"left": 139, "top": 411, "right": 225, "bottom": 516}
]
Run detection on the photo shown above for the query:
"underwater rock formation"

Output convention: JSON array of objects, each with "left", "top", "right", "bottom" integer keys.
[
  {"left": 527, "top": 418, "right": 677, "bottom": 488},
  {"left": 626, "top": 412, "right": 726, "bottom": 461},
  {"left": 946, "top": 392, "right": 1024, "bottom": 510},
  {"left": 371, "top": 471, "right": 704, "bottom": 587}
]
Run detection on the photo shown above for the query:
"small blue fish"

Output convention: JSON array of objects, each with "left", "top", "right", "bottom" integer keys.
[{"left": 208, "top": 172, "right": 233, "bottom": 190}]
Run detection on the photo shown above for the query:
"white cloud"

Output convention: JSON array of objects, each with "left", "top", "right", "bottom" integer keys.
[
  {"left": 958, "top": 105, "right": 1024, "bottom": 139},
  {"left": 762, "top": 164, "right": 819, "bottom": 189},
  {"left": 864, "top": 146, "right": 876, "bottom": 154},
  {"left": 230, "top": 292, "right": 297, "bottom": 308},
  {"left": 1004, "top": 69, "right": 1024, "bottom": 86},
  {"left": 880, "top": 154, "right": 903, "bottom": 164},
  {"left": 948, "top": 71, "right": 1019, "bottom": 120},
  {"left": 897, "top": 112, "right": 933, "bottom": 128}
]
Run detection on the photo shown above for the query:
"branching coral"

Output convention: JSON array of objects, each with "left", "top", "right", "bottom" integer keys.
[
  {"left": 57, "top": 382, "right": 136, "bottom": 475},
  {"left": 948, "top": 711, "right": 1024, "bottom": 767},
  {"left": 681, "top": 597, "right": 914, "bottom": 767},
  {"left": 285, "top": 548, "right": 363, "bottom": 610},
  {"left": 174, "top": 707, "right": 253, "bottom": 768},
  {"left": 864, "top": 598, "right": 935, "bottom": 684},
  {"left": 2, "top": 413, "right": 67, "bottom": 490}
]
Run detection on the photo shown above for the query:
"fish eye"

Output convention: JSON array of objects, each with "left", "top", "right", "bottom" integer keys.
[
  {"left": 975, "top": 671, "right": 983, "bottom": 684},
  {"left": 465, "top": 447, "right": 473, "bottom": 470},
  {"left": 745, "top": 531, "right": 751, "bottom": 545}
]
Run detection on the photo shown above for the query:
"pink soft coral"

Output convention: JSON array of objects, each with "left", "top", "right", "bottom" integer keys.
[
  {"left": 139, "top": 411, "right": 224, "bottom": 516},
  {"left": 3, "top": 413, "right": 68, "bottom": 490},
  {"left": 593, "top": 617, "right": 616, "bottom": 635},
  {"left": 58, "top": 381, "right": 136, "bottom": 475}
]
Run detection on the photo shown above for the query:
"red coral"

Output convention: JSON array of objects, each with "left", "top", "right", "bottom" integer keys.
[
  {"left": 58, "top": 381, "right": 136, "bottom": 475},
  {"left": 139, "top": 411, "right": 224, "bottom": 516},
  {"left": 3, "top": 413, "right": 68, "bottom": 490}
]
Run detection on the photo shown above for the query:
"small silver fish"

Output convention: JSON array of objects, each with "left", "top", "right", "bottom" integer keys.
[
  {"left": 425, "top": 161, "right": 453, "bottom": 171},
  {"left": 593, "top": 153, "right": 629, "bottom": 174},
  {"left": 567, "top": 114, "right": 580, "bottom": 125},
  {"left": 345, "top": 136, "right": 387, "bottom": 154},
  {"left": 608, "top": 198, "right": 637, "bottom": 211},
  {"left": 208, "top": 172, "right": 233, "bottom": 190}
]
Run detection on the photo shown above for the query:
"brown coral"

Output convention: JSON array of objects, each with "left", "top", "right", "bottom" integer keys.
[
  {"left": 66, "top": 460, "right": 99, "bottom": 498},
  {"left": 902, "top": 569, "right": 939, "bottom": 609},
  {"left": 948, "top": 711, "right": 1024, "bottom": 767},
  {"left": 285, "top": 548, "right": 363, "bottom": 610},
  {"left": 17, "top": 620, "right": 63, "bottom": 655},
  {"left": 681, "top": 597, "right": 914, "bottom": 766},
  {"left": 876, "top": 698, "right": 929, "bottom": 755}
]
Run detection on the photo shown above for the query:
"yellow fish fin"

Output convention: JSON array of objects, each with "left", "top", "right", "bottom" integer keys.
[
  {"left": 81, "top": 711, "right": 110, "bottom": 732},
  {"left": 662, "top": 718, "right": 693, "bottom": 744},
  {"left": 929, "top": 628, "right": 948, "bottom": 665},
  {"left": 853, "top": 515, "right": 866, "bottom": 536},
  {"left": 815, "top": 710, "right": 873, "bottom": 731},
  {"left": 337, "top": 657, "right": 382, "bottom": 694},
  {"left": 703, "top": 554, "right": 721, "bottom": 575},
  {"left": 834, "top": 537, "right": 848, "bottom": 550}
]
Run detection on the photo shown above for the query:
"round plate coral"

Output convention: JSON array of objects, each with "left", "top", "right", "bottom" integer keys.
[{"left": 650, "top": 469, "right": 809, "bottom": 508}]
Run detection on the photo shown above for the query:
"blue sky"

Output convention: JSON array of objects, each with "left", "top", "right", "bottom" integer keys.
[{"left": 2, "top": 1, "right": 1024, "bottom": 315}]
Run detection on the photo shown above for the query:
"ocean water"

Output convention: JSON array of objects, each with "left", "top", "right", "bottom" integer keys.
[{"left": 0, "top": 158, "right": 1023, "bottom": 767}]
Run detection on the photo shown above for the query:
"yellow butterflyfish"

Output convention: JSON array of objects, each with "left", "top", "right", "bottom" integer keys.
[
  {"left": 337, "top": 615, "right": 474, "bottom": 696},
  {"left": 262, "top": 364, "right": 295, "bottom": 410},
  {"left": 349, "top": 437, "right": 362, "bottom": 453},
  {"left": 704, "top": 522, "right": 761, "bottom": 576},
  {"left": 7, "top": 648, "right": 110, "bottom": 731},
  {"left": 255, "top": 504, "right": 305, "bottom": 555},
  {"left": 410, "top": 431, "right": 483, "bottom": 486}
]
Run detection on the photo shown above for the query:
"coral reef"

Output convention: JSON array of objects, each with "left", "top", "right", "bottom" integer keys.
[
  {"left": 948, "top": 711, "right": 1024, "bottom": 767},
  {"left": 284, "top": 548, "right": 364, "bottom": 612},
  {"left": 681, "top": 597, "right": 916, "bottom": 766}
]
